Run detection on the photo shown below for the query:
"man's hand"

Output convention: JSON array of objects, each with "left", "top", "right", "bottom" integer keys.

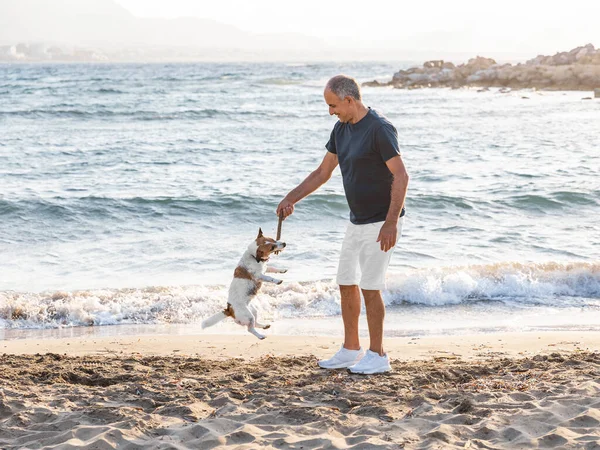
[
  {"left": 376, "top": 220, "right": 398, "bottom": 252},
  {"left": 276, "top": 198, "right": 295, "bottom": 219}
]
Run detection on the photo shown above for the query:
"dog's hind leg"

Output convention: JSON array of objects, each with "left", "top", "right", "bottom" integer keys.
[
  {"left": 248, "top": 321, "right": 266, "bottom": 340},
  {"left": 237, "top": 305, "right": 266, "bottom": 339},
  {"left": 249, "top": 304, "right": 270, "bottom": 330}
]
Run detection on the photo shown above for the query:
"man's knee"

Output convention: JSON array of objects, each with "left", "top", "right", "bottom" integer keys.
[
  {"left": 339, "top": 284, "right": 360, "bottom": 300},
  {"left": 339, "top": 284, "right": 359, "bottom": 292},
  {"left": 361, "top": 289, "right": 382, "bottom": 301}
]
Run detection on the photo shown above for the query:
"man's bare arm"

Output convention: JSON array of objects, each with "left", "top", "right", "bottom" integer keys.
[
  {"left": 276, "top": 152, "right": 339, "bottom": 218},
  {"left": 385, "top": 156, "right": 409, "bottom": 224},
  {"left": 377, "top": 155, "right": 409, "bottom": 252}
]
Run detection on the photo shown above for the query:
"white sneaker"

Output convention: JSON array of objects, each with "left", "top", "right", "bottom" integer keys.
[
  {"left": 318, "top": 345, "right": 365, "bottom": 369},
  {"left": 348, "top": 350, "right": 391, "bottom": 374}
]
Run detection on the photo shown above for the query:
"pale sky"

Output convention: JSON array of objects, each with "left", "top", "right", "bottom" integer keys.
[{"left": 114, "top": 0, "right": 600, "bottom": 50}]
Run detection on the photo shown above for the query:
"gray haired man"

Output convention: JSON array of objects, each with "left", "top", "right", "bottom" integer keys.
[{"left": 276, "top": 74, "right": 409, "bottom": 374}]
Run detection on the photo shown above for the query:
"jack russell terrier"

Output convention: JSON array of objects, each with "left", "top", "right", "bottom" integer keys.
[{"left": 201, "top": 228, "right": 286, "bottom": 339}]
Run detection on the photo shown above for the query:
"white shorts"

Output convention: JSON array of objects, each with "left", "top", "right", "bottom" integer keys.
[{"left": 336, "top": 217, "right": 404, "bottom": 291}]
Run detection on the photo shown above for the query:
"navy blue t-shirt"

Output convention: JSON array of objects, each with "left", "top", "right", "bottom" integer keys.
[{"left": 326, "top": 108, "right": 406, "bottom": 224}]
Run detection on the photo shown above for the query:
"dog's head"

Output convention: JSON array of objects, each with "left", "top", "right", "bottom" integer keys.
[{"left": 249, "top": 228, "right": 286, "bottom": 262}]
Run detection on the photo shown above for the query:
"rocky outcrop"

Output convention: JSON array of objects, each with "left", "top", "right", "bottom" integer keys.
[
  {"left": 364, "top": 44, "right": 600, "bottom": 91},
  {"left": 526, "top": 43, "right": 600, "bottom": 66}
]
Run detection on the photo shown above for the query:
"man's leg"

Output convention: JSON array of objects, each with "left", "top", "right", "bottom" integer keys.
[
  {"left": 361, "top": 289, "right": 385, "bottom": 355},
  {"left": 357, "top": 219, "right": 404, "bottom": 357},
  {"left": 340, "top": 284, "right": 361, "bottom": 350},
  {"left": 317, "top": 283, "right": 364, "bottom": 369},
  {"left": 347, "top": 288, "right": 391, "bottom": 374}
]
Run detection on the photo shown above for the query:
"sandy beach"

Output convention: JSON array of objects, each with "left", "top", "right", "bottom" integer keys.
[{"left": 1, "top": 331, "right": 599, "bottom": 449}]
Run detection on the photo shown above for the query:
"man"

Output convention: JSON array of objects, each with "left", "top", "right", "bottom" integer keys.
[{"left": 276, "top": 74, "right": 409, "bottom": 374}]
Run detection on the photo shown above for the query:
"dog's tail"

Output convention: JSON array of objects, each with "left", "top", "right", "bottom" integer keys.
[{"left": 201, "top": 311, "right": 227, "bottom": 329}]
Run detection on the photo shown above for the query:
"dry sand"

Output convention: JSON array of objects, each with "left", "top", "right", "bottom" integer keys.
[{"left": 1, "top": 331, "right": 599, "bottom": 449}]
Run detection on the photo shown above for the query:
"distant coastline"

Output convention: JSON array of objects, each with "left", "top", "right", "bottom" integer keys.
[
  {"left": 2, "top": 42, "right": 599, "bottom": 95},
  {"left": 0, "top": 42, "right": 296, "bottom": 63},
  {"left": 364, "top": 44, "right": 600, "bottom": 92}
]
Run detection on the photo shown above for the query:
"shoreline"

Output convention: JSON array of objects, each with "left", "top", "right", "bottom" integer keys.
[{"left": 3, "top": 329, "right": 599, "bottom": 360}]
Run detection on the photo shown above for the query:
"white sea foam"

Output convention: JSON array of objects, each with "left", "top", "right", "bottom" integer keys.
[
  {"left": 387, "top": 262, "right": 600, "bottom": 306},
  {"left": 1, "top": 262, "right": 598, "bottom": 330}
]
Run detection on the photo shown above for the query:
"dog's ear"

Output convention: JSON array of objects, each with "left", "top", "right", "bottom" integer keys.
[{"left": 257, "top": 228, "right": 263, "bottom": 239}]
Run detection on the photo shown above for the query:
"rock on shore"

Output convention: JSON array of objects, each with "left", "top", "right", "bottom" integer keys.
[{"left": 364, "top": 44, "right": 600, "bottom": 91}]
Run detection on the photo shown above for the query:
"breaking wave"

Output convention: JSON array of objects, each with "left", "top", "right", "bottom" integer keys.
[{"left": 1, "top": 262, "right": 598, "bottom": 330}]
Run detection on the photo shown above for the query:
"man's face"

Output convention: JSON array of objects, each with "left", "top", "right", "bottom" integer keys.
[{"left": 324, "top": 89, "right": 351, "bottom": 123}]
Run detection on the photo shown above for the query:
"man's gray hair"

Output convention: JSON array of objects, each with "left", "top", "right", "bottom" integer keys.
[{"left": 326, "top": 75, "right": 362, "bottom": 101}]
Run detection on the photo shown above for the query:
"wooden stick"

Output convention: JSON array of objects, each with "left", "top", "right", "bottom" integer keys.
[
  {"left": 276, "top": 212, "right": 283, "bottom": 241},
  {"left": 275, "top": 212, "right": 283, "bottom": 254}
]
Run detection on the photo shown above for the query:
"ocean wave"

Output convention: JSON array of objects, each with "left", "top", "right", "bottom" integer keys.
[
  {"left": 0, "top": 194, "right": 348, "bottom": 222},
  {"left": 258, "top": 78, "right": 303, "bottom": 85},
  {"left": 96, "top": 88, "right": 125, "bottom": 94},
  {"left": 552, "top": 191, "right": 599, "bottom": 206},
  {"left": 386, "top": 262, "right": 600, "bottom": 306},
  {"left": 0, "top": 108, "right": 225, "bottom": 120},
  {"left": 498, "top": 191, "right": 598, "bottom": 211},
  {"left": 1, "top": 262, "right": 598, "bottom": 330},
  {"left": 0, "top": 198, "right": 73, "bottom": 220},
  {"left": 410, "top": 194, "right": 477, "bottom": 210},
  {"left": 506, "top": 194, "right": 564, "bottom": 211},
  {"left": 0, "top": 107, "right": 305, "bottom": 121},
  {"left": 408, "top": 191, "right": 597, "bottom": 214}
]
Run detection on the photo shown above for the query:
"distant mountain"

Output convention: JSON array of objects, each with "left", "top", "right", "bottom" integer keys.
[
  {"left": 0, "top": 0, "right": 552, "bottom": 62},
  {"left": 0, "top": 0, "right": 325, "bottom": 51}
]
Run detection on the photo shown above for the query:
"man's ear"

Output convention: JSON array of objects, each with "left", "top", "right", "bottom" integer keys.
[{"left": 257, "top": 228, "right": 263, "bottom": 238}]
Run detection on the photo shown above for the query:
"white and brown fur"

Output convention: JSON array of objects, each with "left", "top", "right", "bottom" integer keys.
[{"left": 201, "top": 228, "right": 286, "bottom": 339}]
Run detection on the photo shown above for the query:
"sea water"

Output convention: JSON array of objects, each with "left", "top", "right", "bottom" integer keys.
[{"left": 1, "top": 62, "right": 599, "bottom": 338}]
